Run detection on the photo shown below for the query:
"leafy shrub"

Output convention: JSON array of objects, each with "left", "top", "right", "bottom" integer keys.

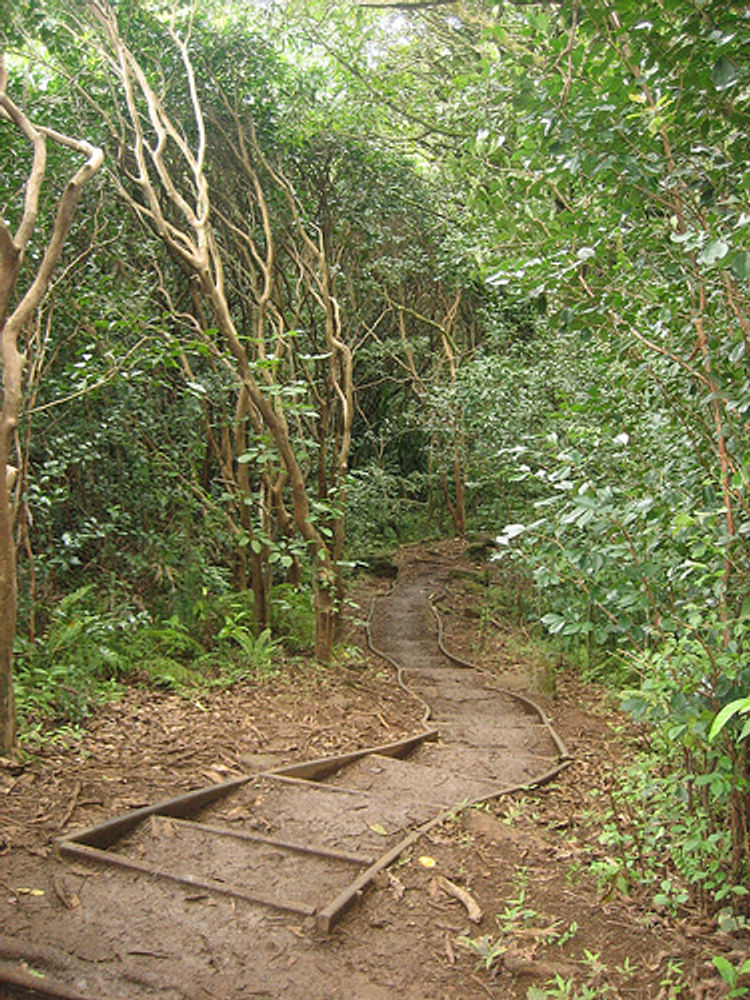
[
  {"left": 13, "top": 586, "right": 141, "bottom": 728},
  {"left": 345, "top": 463, "right": 430, "bottom": 550},
  {"left": 271, "top": 583, "right": 315, "bottom": 654},
  {"left": 602, "top": 619, "right": 750, "bottom": 912}
]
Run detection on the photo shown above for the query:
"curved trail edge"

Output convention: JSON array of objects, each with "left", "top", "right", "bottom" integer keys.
[{"left": 366, "top": 569, "right": 571, "bottom": 792}]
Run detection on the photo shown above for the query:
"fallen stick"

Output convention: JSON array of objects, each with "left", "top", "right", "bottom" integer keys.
[
  {"left": 59, "top": 779, "right": 82, "bottom": 829},
  {"left": 435, "top": 875, "right": 482, "bottom": 923}
]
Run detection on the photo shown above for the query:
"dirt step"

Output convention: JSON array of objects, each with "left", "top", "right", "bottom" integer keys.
[
  {"left": 113, "top": 814, "right": 359, "bottom": 913},
  {"left": 195, "top": 774, "right": 435, "bottom": 850},
  {"left": 432, "top": 716, "right": 546, "bottom": 749},
  {"left": 323, "top": 752, "right": 502, "bottom": 806},
  {"left": 409, "top": 742, "right": 552, "bottom": 787},
  {"left": 408, "top": 669, "right": 541, "bottom": 714}
]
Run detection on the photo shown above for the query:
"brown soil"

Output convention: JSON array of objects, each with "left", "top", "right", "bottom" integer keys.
[{"left": 0, "top": 540, "right": 745, "bottom": 999}]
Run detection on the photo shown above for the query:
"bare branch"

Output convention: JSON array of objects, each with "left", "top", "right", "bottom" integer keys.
[
  {"left": 0, "top": 85, "right": 47, "bottom": 253},
  {"left": 5, "top": 139, "right": 104, "bottom": 339}
]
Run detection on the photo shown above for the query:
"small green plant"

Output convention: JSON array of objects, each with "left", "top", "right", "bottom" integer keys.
[
  {"left": 18, "top": 720, "right": 85, "bottom": 749},
  {"left": 126, "top": 616, "right": 207, "bottom": 690},
  {"left": 13, "top": 586, "right": 139, "bottom": 730},
  {"left": 460, "top": 870, "right": 571, "bottom": 974},
  {"left": 660, "top": 958, "right": 687, "bottom": 997},
  {"left": 502, "top": 796, "right": 529, "bottom": 825},
  {"left": 565, "top": 860, "right": 583, "bottom": 885},
  {"left": 552, "top": 920, "right": 578, "bottom": 948},
  {"left": 530, "top": 976, "right": 598, "bottom": 999},
  {"left": 713, "top": 955, "right": 750, "bottom": 998},
  {"left": 615, "top": 956, "right": 638, "bottom": 976},
  {"left": 457, "top": 933, "right": 506, "bottom": 971},
  {"left": 579, "top": 950, "right": 605, "bottom": 978},
  {"left": 215, "top": 625, "right": 281, "bottom": 681},
  {"left": 271, "top": 583, "right": 315, "bottom": 654},
  {"left": 497, "top": 868, "right": 537, "bottom": 930},
  {"left": 586, "top": 750, "right": 748, "bottom": 916}
]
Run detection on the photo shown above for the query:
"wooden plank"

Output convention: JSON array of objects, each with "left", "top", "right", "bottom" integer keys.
[
  {"left": 316, "top": 757, "right": 574, "bottom": 934},
  {"left": 171, "top": 817, "right": 374, "bottom": 866},
  {"left": 0, "top": 963, "right": 98, "bottom": 1000},
  {"left": 266, "top": 729, "right": 439, "bottom": 781},
  {"left": 59, "top": 731, "right": 439, "bottom": 852},
  {"left": 262, "top": 774, "right": 372, "bottom": 796},
  {"left": 316, "top": 813, "right": 445, "bottom": 934},
  {"left": 59, "top": 774, "right": 252, "bottom": 850}
]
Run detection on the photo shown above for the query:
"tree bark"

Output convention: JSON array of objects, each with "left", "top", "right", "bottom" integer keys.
[{"left": 0, "top": 59, "right": 103, "bottom": 752}]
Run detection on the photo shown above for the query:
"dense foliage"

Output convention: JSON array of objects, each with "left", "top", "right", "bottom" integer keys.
[{"left": 1, "top": 0, "right": 748, "bottom": 916}]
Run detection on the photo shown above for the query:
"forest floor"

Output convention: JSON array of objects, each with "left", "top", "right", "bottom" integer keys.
[{"left": 0, "top": 539, "right": 746, "bottom": 999}]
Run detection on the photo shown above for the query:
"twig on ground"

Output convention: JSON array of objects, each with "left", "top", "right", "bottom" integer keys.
[
  {"left": 59, "top": 779, "right": 82, "bottom": 829},
  {"left": 435, "top": 875, "right": 483, "bottom": 923}
]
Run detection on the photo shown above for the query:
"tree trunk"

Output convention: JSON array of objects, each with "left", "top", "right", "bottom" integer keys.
[
  {"left": 89, "top": 8, "right": 350, "bottom": 662},
  {"left": 0, "top": 463, "right": 18, "bottom": 755},
  {"left": 452, "top": 449, "right": 466, "bottom": 536},
  {"left": 313, "top": 573, "right": 336, "bottom": 663},
  {"left": 0, "top": 61, "right": 103, "bottom": 752},
  {"left": 0, "top": 233, "right": 20, "bottom": 755}
]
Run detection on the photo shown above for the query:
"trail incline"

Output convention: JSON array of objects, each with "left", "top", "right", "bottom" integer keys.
[{"left": 1, "top": 548, "right": 569, "bottom": 1000}]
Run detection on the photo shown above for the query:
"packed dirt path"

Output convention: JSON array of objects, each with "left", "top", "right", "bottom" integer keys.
[
  {"left": 1, "top": 542, "right": 740, "bottom": 998},
  {"left": 0, "top": 546, "right": 565, "bottom": 999},
  {"left": 367, "top": 553, "right": 566, "bottom": 793}
]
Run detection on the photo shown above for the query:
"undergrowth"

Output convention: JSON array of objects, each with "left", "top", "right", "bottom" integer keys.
[
  {"left": 474, "top": 557, "right": 750, "bottom": 921},
  {"left": 12, "top": 582, "right": 315, "bottom": 746}
]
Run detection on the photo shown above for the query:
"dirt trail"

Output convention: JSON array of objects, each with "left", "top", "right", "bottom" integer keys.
[
  {"left": 0, "top": 547, "right": 568, "bottom": 1000},
  {"left": 368, "top": 554, "right": 565, "bottom": 786}
]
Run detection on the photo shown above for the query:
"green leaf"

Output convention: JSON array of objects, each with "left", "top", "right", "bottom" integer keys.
[
  {"left": 731, "top": 251, "right": 750, "bottom": 280},
  {"left": 527, "top": 988, "right": 549, "bottom": 1000},
  {"left": 713, "top": 954, "right": 735, "bottom": 983},
  {"left": 711, "top": 57, "right": 739, "bottom": 91},
  {"left": 540, "top": 613, "right": 566, "bottom": 634},
  {"left": 698, "top": 238, "right": 729, "bottom": 266},
  {"left": 709, "top": 698, "right": 750, "bottom": 741}
]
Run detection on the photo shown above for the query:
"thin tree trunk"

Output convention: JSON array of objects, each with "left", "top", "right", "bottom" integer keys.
[{"left": 0, "top": 60, "right": 102, "bottom": 751}]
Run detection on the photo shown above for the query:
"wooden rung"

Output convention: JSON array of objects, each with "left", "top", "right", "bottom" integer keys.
[
  {"left": 262, "top": 773, "right": 371, "bottom": 797},
  {"left": 170, "top": 817, "right": 374, "bottom": 866}
]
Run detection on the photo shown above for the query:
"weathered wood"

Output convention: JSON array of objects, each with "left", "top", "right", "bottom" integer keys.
[
  {"left": 0, "top": 961, "right": 98, "bottom": 1000},
  {"left": 59, "top": 774, "right": 251, "bottom": 849},
  {"left": 171, "top": 817, "right": 374, "bottom": 866},
  {"left": 267, "top": 729, "right": 439, "bottom": 781}
]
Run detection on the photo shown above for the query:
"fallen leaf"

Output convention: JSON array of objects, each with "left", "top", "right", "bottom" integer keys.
[
  {"left": 53, "top": 876, "right": 80, "bottom": 910},
  {"left": 418, "top": 855, "right": 437, "bottom": 869},
  {"left": 369, "top": 823, "right": 387, "bottom": 836},
  {"left": 387, "top": 872, "right": 405, "bottom": 900}
]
